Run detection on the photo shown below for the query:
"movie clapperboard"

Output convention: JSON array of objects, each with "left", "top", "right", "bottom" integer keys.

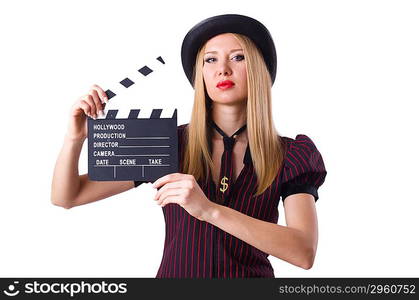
[{"left": 87, "top": 56, "right": 178, "bottom": 182}]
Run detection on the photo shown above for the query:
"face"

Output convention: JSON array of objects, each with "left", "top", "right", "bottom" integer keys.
[{"left": 202, "top": 33, "right": 247, "bottom": 105}]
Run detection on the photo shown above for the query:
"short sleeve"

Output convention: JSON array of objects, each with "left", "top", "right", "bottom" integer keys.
[{"left": 281, "top": 134, "right": 327, "bottom": 202}]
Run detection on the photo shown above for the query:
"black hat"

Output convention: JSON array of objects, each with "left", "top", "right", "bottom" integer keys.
[{"left": 181, "top": 14, "right": 277, "bottom": 87}]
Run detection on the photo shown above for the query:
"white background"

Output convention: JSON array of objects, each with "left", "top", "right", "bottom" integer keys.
[{"left": 0, "top": 0, "right": 418, "bottom": 277}]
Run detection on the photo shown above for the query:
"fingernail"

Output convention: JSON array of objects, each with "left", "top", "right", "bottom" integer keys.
[
  {"left": 99, "top": 110, "right": 104, "bottom": 116},
  {"left": 104, "top": 98, "right": 108, "bottom": 103}
]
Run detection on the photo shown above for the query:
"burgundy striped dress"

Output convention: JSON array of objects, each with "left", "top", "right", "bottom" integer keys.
[{"left": 134, "top": 123, "right": 327, "bottom": 278}]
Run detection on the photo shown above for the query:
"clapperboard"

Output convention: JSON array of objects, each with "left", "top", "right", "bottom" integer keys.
[{"left": 87, "top": 56, "right": 178, "bottom": 182}]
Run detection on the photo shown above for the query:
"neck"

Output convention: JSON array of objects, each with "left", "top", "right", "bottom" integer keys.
[{"left": 210, "top": 101, "right": 247, "bottom": 138}]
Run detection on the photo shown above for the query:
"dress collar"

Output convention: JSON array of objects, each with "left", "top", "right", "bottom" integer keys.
[{"left": 208, "top": 120, "right": 252, "bottom": 165}]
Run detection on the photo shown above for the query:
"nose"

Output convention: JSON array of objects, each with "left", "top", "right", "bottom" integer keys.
[{"left": 217, "top": 60, "right": 232, "bottom": 77}]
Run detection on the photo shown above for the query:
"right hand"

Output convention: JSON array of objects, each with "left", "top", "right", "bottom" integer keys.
[{"left": 67, "top": 84, "right": 108, "bottom": 141}]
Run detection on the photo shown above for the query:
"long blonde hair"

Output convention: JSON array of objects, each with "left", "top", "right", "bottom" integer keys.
[{"left": 182, "top": 33, "right": 286, "bottom": 197}]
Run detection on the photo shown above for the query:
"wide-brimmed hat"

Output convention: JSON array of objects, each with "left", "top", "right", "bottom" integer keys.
[{"left": 181, "top": 14, "right": 277, "bottom": 87}]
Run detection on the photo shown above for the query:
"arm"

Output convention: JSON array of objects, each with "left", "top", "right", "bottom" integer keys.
[
  {"left": 203, "top": 193, "right": 318, "bottom": 269},
  {"left": 51, "top": 134, "right": 134, "bottom": 209},
  {"left": 51, "top": 84, "right": 135, "bottom": 209}
]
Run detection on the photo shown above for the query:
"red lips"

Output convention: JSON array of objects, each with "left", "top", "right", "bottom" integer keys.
[{"left": 216, "top": 80, "right": 235, "bottom": 89}]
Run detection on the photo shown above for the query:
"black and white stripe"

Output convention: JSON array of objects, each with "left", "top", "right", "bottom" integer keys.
[
  {"left": 100, "top": 108, "right": 176, "bottom": 119},
  {"left": 103, "top": 56, "right": 165, "bottom": 101}
]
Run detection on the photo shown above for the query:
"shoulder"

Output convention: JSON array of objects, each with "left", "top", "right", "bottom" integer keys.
[
  {"left": 177, "top": 123, "right": 189, "bottom": 142},
  {"left": 279, "top": 134, "right": 327, "bottom": 201},
  {"left": 282, "top": 134, "right": 319, "bottom": 155},
  {"left": 282, "top": 134, "right": 327, "bottom": 186},
  {"left": 177, "top": 123, "right": 189, "bottom": 134},
  {"left": 178, "top": 123, "right": 189, "bottom": 131},
  {"left": 280, "top": 134, "right": 324, "bottom": 169}
]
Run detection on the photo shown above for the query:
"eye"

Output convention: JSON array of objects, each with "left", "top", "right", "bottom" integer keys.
[
  {"left": 204, "top": 57, "right": 216, "bottom": 63},
  {"left": 233, "top": 54, "right": 245, "bottom": 61}
]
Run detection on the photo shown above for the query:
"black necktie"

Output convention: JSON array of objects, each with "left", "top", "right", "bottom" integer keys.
[{"left": 209, "top": 120, "right": 247, "bottom": 204}]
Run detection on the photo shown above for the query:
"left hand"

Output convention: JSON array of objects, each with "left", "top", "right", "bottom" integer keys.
[{"left": 152, "top": 173, "right": 215, "bottom": 221}]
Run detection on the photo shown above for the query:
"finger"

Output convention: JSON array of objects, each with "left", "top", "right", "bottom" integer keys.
[
  {"left": 156, "top": 188, "right": 186, "bottom": 206},
  {"left": 160, "top": 195, "right": 183, "bottom": 208},
  {"left": 79, "top": 100, "right": 92, "bottom": 117},
  {"left": 153, "top": 173, "right": 187, "bottom": 189},
  {"left": 156, "top": 188, "right": 180, "bottom": 205},
  {"left": 154, "top": 181, "right": 187, "bottom": 200},
  {"left": 89, "top": 89, "right": 104, "bottom": 117},
  {"left": 82, "top": 95, "right": 97, "bottom": 119},
  {"left": 91, "top": 84, "right": 109, "bottom": 103}
]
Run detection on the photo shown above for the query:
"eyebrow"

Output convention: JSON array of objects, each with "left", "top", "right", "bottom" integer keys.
[{"left": 204, "top": 48, "right": 243, "bottom": 55}]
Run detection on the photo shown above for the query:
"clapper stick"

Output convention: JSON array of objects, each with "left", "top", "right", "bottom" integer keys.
[
  {"left": 104, "top": 56, "right": 166, "bottom": 101},
  {"left": 87, "top": 56, "right": 178, "bottom": 182}
]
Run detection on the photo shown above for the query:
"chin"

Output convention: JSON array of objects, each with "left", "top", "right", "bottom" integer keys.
[
  {"left": 213, "top": 98, "right": 246, "bottom": 105},
  {"left": 207, "top": 90, "right": 247, "bottom": 104}
]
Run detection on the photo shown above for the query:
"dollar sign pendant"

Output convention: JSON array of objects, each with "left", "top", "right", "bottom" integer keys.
[{"left": 220, "top": 176, "right": 229, "bottom": 193}]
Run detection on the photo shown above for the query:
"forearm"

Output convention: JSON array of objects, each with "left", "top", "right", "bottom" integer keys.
[
  {"left": 51, "top": 135, "right": 85, "bottom": 207},
  {"left": 204, "top": 203, "right": 315, "bottom": 269}
]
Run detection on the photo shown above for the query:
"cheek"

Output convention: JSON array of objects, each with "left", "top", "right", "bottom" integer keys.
[
  {"left": 202, "top": 68, "right": 212, "bottom": 85},
  {"left": 239, "top": 66, "right": 247, "bottom": 82},
  {"left": 238, "top": 68, "right": 248, "bottom": 91},
  {"left": 203, "top": 76, "right": 213, "bottom": 92},
  {"left": 203, "top": 69, "right": 216, "bottom": 93}
]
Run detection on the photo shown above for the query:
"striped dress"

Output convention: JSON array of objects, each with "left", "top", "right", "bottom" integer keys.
[{"left": 134, "top": 123, "right": 327, "bottom": 278}]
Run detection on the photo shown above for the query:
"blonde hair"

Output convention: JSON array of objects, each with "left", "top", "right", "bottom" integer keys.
[{"left": 182, "top": 33, "right": 286, "bottom": 197}]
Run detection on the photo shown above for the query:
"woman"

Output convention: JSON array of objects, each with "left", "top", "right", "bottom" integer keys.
[{"left": 51, "top": 14, "right": 327, "bottom": 278}]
